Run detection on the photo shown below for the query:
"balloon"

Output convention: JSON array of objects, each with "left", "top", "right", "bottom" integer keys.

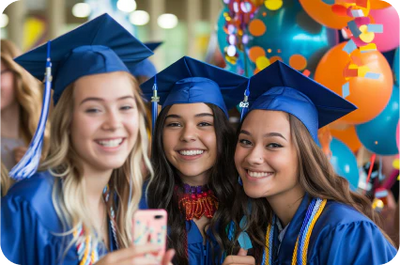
[
  {"left": 356, "top": 86, "right": 399, "bottom": 155},
  {"left": 330, "top": 137, "right": 360, "bottom": 191},
  {"left": 246, "top": 0, "right": 338, "bottom": 74},
  {"left": 315, "top": 42, "right": 393, "bottom": 124},
  {"left": 353, "top": 7, "right": 399, "bottom": 53},
  {"left": 330, "top": 125, "right": 362, "bottom": 152},
  {"left": 394, "top": 48, "right": 399, "bottom": 86},
  {"left": 370, "top": 0, "right": 391, "bottom": 10},
  {"left": 299, "top": 0, "right": 370, "bottom": 29},
  {"left": 396, "top": 121, "right": 400, "bottom": 151}
]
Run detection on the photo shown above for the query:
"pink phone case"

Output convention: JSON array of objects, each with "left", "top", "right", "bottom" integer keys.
[{"left": 132, "top": 209, "right": 167, "bottom": 261}]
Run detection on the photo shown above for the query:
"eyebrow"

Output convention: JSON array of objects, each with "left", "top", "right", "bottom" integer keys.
[
  {"left": 79, "top": 95, "right": 134, "bottom": 106},
  {"left": 165, "top": 113, "right": 214, "bottom": 119},
  {"left": 239, "top": 130, "right": 287, "bottom": 141}
]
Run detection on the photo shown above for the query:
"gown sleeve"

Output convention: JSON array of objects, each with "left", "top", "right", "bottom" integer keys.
[
  {"left": 309, "top": 220, "right": 398, "bottom": 265},
  {"left": 1, "top": 195, "right": 77, "bottom": 265}
]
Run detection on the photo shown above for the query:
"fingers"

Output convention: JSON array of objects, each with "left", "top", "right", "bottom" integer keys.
[
  {"left": 161, "top": 249, "right": 175, "bottom": 265},
  {"left": 96, "top": 244, "right": 162, "bottom": 264},
  {"left": 237, "top": 248, "right": 248, "bottom": 256},
  {"left": 222, "top": 255, "right": 255, "bottom": 265}
]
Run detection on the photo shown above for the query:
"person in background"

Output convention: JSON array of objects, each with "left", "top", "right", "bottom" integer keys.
[{"left": 1, "top": 39, "right": 50, "bottom": 170}]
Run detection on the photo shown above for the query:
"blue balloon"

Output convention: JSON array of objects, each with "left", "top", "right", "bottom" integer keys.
[
  {"left": 356, "top": 86, "right": 399, "bottom": 155},
  {"left": 329, "top": 138, "right": 359, "bottom": 191},
  {"left": 247, "top": 0, "right": 338, "bottom": 74},
  {"left": 394, "top": 47, "right": 399, "bottom": 86}
]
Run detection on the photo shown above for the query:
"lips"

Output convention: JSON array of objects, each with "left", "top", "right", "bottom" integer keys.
[
  {"left": 95, "top": 138, "right": 125, "bottom": 147},
  {"left": 178, "top": 149, "right": 205, "bottom": 156}
]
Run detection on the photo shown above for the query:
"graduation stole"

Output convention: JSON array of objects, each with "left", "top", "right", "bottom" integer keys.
[
  {"left": 176, "top": 184, "right": 219, "bottom": 220},
  {"left": 74, "top": 185, "right": 119, "bottom": 265},
  {"left": 262, "top": 198, "right": 327, "bottom": 265}
]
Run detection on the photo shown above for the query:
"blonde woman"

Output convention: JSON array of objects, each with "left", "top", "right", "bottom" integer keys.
[
  {"left": 1, "top": 14, "right": 174, "bottom": 265},
  {"left": 1, "top": 39, "right": 50, "bottom": 170}
]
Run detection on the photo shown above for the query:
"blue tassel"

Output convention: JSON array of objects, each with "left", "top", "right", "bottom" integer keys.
[
  {"left": 239, "top": 80, "right": 250, "bottom": 122},
  {"left": 151, "top": 75, "right": 159, "bottom": 136},
  {"left": 9, "top": 41, "right": 52, "bottom": 181}
]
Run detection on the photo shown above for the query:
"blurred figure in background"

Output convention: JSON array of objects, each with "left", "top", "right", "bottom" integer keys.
[{"left": 1, "top": 39, "right": 50, "bottom": 171}]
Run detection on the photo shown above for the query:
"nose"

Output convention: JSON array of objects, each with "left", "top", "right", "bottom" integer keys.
[
  {"left": 102, "top": 110, "right": 122, "bottom": 131},
  {"left": 179, "top": 124, "right": 197, "bottom": 142},
  {"left": 245, "top": 144, "right": 264, "bottom": 165}
]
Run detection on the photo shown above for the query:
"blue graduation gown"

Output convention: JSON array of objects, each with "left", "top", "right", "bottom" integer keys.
[
  {"left": 140, "top": 186, "right": 221, "bottom": 265},
  {"left": 1, "top": 171, "right": 117, "bottom": 265},
  {"left": 271, "top": 194, "right": 397, "bottom": 265}
]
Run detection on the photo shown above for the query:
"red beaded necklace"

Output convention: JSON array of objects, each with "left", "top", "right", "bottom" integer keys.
[{"left": 176, "top": 184, "right": 219, "bottom": 221}]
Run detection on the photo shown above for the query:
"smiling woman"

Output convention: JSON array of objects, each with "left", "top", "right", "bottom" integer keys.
[
  {"left": 1, "top": 14, "right": 175, "bottom": 265},
  {"left": 139, "top": 56, "right": 251, "bottom": 265},
  {"left": 231, "top": 61, "right": 397, "bottom": 265}
]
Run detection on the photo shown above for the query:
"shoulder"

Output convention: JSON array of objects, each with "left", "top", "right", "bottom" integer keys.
[
  {"left": 318, "top": 200, "right": 372, "bottom": 226},
  {"left": 2, "top": 171, "right": 62, "bottom": 231}
]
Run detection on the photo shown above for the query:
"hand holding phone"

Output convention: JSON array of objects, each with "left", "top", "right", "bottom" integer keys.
[{"left": 132, "top": 209, "right": 168, "bottom": 262}]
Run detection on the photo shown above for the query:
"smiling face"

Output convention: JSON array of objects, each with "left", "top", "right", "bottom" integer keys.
[
  {"left": 162, "top": 103, "right": 217, "bottom": 185},
  {"left": 70, "top": 72, "right": 139, "bottom": 173},
  {"left": 235, "top": 110, "right": 300, "bottom": 200}
]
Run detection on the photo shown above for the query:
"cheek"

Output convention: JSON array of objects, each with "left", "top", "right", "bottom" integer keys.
[
  {"left": 203, "top": 132, "right": 217, "bottom": 153},
  {"left": 234, "top": 147, "right": 246, "bottom": 170}
]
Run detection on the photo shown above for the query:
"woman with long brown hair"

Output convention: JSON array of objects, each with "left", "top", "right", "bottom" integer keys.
[
  {"left": 140, "top": 56, "right": 249, "bottom": 265},
  {"left": 226, "top": 61, "right": 397, "bottom": 265},
  {"left": 1, "top": 39, "right": 50, "bottom": 171}
]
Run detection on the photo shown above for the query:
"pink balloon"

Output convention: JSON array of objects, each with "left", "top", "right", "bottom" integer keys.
[{"left": 352, "top": 7, "right": 399, "bottom": 52}]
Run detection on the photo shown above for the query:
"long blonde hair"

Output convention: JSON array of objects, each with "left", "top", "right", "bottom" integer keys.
[
  {"left": 39, "top": 72, "right": 153, "bottom": 251},
  {"left": 0, "top": 39, "right": 50, "bottom": 158},
  {"left": 1, "top": 162, "right": 13, "bottom": 196}
]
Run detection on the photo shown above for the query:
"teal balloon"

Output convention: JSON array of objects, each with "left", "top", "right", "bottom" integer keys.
[
  {"left": 247, "top": 0, "right": 338, "bottom": 74},
  {"left": 330, "top": 138, "right": 359, "bottom": 191},
  {"left": 356, "top": 86, "right": 400, "bottom": 155},
  {"left": 394, "top": 48, "right": 399, "bottom": 86}
]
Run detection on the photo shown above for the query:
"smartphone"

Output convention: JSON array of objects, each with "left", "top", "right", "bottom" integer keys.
[{"left": 132, "top": 209, "right": 168, "bottom": 261}]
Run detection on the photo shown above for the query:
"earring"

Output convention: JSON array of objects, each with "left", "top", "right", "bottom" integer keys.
[{"left": 238, "top": 175, "right": 243, "bottom": 186}]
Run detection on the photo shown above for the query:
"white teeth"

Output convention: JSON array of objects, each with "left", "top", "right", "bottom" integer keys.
[
  {"left": 98, "top": 138, "right": 123, "bottom": 147},
  {"left": 179, "top": 150, "right": 204, "bottom": 156},
  {"left": 248, "top": 170, "right": 272, "bottom": 178}
]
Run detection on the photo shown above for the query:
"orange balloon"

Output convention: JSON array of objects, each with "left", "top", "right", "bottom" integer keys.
[
  {"left": 299, "top": 0, "right": 370, "bottom": 29},
  {"left": 248, "top": 19, "right": 266, "bottom": 36},
  {"left": 315, "top": 42, "right": 393, "bottom": 125},
  {"left": 329, "top": 125, "right": 362, "bottom": 152},
  {"left": 370, "top": 0, "right": 391, "bottom": 9},
  {"left": 248, "top": 46, "right": 266, "bottom": 62}
]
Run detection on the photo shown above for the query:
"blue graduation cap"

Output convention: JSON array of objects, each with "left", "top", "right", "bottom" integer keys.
[
  {"left": 10, "top": 13, "right": 153, "bottom": 180},
  {"left": 140, "top": 56, "right": 248, "bottom": 133},
  {"left": 130, "top": 42, "right": 162, "bottom": 79},
  {"left": 233, "top": 61, "right": 357, "bottom": 143}
]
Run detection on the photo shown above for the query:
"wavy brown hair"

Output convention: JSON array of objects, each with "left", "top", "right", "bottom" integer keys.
[
  {"left": 231, "top": 113, "right": 394, "bottom": 263},
  {"left": 147, "top": 104, "right": 237, "bottom": 265},
  {"left": 1, "top": 39, "right": 50, "bottom": 158}
]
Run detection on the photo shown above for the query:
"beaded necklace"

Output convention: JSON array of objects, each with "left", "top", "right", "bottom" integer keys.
[
  {"left": 262, "top": 198, "right": 327, "bottom": 265},
  {"left": 176, "top": 184, "right": 219, "bottom": 220},
  {"left": 74, "top": 185, "right": 119, "bottom": 265}
]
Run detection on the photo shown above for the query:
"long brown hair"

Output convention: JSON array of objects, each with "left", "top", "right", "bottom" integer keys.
[
  {"left": 1, "top": 39, "right": 50, "bottom": 158},
  {"left": 232, "top": 113, "right": 394, "bottom": 263}
]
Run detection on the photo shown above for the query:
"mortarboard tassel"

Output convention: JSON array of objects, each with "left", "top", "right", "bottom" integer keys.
[
  {"left": 9, "top": 41, "right": 52, "bottom": 181},
  {"left": 151, "top": 75, "right": 160, "bottom": 136},
  {"left": 239, "top": 80, "right": 251, "bottom": 122}
]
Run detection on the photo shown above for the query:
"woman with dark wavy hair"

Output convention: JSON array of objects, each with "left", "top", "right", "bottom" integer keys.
[
  {"left": 228, "top": 61, "right": 397, "bottom": 265},
  {"left": 139, "top": 56, "right": 252, "bottom": 265}
]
